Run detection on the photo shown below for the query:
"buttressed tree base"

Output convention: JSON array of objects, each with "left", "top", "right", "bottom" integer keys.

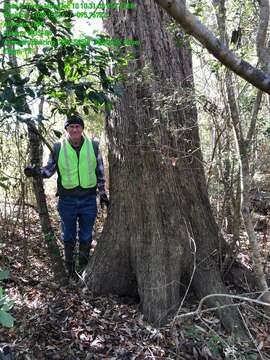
[{"left": 84, "top": 0, "right": 247, "bottom": 337}]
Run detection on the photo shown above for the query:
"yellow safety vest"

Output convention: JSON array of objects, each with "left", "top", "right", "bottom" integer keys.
[{"left": 58, "top": 137, "right": 97, "bottom": 189}]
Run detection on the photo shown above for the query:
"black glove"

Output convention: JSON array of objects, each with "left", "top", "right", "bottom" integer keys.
[
  {"left": 100, "top": 193, "right": 109, "bottom": 209},
  {"left": 24, "top": 166, "right": 40, "bottom": 177}
]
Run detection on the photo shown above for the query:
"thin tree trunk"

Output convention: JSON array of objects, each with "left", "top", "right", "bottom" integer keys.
[
  {"left": 213, "top": 0, "right": 270, "bottom": 302},
  {"left": 240, "top": 155, "right": 268, "bottom": 291},
  {"left": 27, "top": 122, "right": 65, "bottom": 282},
  {"left": 3, "top": 1, "right": 65, "bottom": 281},
  {"left": 232, "top": 171, "right": 241, "bottom": 247}
]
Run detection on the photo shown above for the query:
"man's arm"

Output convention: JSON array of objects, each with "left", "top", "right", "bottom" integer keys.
[
  {"left": 40, "top": 143, "right": 59, "bottom": 178},
  {"left": 24, "top": 144, "right": 58, "bottom": 178},
  {"left": 40, "top": 153, "right": 57, "bottom": 178}
]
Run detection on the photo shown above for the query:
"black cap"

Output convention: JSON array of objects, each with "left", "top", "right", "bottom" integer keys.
[{"left": 64, "top": 115, "right": 84, "bottom": 129}]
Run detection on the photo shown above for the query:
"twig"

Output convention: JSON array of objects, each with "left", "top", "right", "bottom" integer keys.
[
  {"left": 246, "top": 302, "right": 270, "bottom": 321},
  {"left": 238, "top": 309, "right": 265, "bottom": 360},
  {"left": 174, "top": 292, "right": 270, "bottom": 320},
  {"left": 199, "top": 316, "right": 237, "bottom": 359},
  {"left": 171, "top": 219, "right": 197, "bottom": 327}
]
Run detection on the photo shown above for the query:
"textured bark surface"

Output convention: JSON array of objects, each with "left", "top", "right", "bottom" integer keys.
[
  {"left": 27, "top": 123, "right": 66, "bottom": 282},
  {"left": 85, "top": 0, "right": 245, "bottom": 334}
]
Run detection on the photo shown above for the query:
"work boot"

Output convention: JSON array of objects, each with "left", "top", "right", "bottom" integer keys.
[
  {"left": 79, "top": 241, "right": 90, "bottom": 273},
  {"left": 64, "top": 242, "right": 76, "bottom": 279}
]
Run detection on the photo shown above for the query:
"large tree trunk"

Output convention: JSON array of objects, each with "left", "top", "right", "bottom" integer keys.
[{"left": 85, "top": 0, "right": 246, "bottom": 335}]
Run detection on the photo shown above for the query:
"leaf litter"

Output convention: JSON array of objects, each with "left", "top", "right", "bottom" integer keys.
[{"left": 0, "top": 201, "right": 270, "bottom": 359}]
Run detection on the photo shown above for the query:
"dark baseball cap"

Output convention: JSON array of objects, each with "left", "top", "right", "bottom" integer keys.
[{"left": 64, "top": 115, "right": 84, "bottom": 129}]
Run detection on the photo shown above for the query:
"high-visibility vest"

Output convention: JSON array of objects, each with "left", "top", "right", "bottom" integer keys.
[{"left": 57, "top": 137, "right": 97, "bottom": 189}]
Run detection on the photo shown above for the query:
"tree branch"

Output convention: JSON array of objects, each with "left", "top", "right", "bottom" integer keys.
[{"left": 154, "top": 0, "right": 270, "bottom": 94}]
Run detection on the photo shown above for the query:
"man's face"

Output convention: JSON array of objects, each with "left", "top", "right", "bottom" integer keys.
[{"left": 66, "top": 124, "right": 84, "bottom": 143}]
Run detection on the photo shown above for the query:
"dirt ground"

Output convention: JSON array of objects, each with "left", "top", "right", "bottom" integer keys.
[{"left": 0, "top": 196, "right": 270, "bottom": 359}]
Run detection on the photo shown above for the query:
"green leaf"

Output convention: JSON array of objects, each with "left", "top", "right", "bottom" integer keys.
[
  {"left": 13, "top": 97, "right": 28, "bottom": 113},
  {"left": 1, "top": 301, "right": 13, "bottom": 312},
  {"left": 0, "top": 69, "right": 15, "bottom": 82},
  {"left": 75, "top": 85, "right": 86, "bottom": 102},
  {"left": 47, "top": 22, "right": 57, "bottom": 35},
  {"left": 0, "top": 310, "right": 15, "bottom": 328},
  {"left": 88, "top": 91, "right": 106, "bottom": 106},
  {"left": 42, "top": 47, "right": 51, "bottom": 54},
  {"left": 1, "top": 87, "right": 15, "bottom": 102},
  {"left": 53, "top": 129, "right": 62, "bottom": 138},
  {"left": 0, "top": 177, "right": 8, "bottom": 182},
  {"left": 105, "top": 100, "right": 112, "bottom": 114},
  {"left": 46, "top": 9, "right": 57, "bottom": 23},
  {"left": 25, "top": 87, "right": 35, "bottom": 98},
  {"left": 64, "top": 63, "right": 71, "bottom": 77},
  {"left": 83, "top": 105, "right": 89, "bottom": 115},
  {"left": 0, "top": 295, "right": 8, "bottom": 306},
  {"left": 37, "top": 63, "right": 51, "bottom": 76},
  {"left": 100, "top": 67, "right": 109, "bottom": 90},
  {"left": 10, "top": 75, "right": 30, "bottom": 86},
  {"left": 70, "top": 67, "right": 78, "bottom": 80},
  {"left": 36, "top": 74, "right": 45, "bottom": 86},
  {"left": 57, "top": 58, "right": 65, "bottom": 80},
  {"left": 0, "top": 271, "right": 9, "bottom": 281},
  {"left": 51, "top": 37, "right": 58, "bottom": 47},
  {"left": 0, "top": 182, "right": 9, "bottom": 190}
]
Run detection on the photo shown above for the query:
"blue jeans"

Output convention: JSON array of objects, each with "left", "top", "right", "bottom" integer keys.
[{"left": 57, "top": 195, "right": 97, "bottom": 244}]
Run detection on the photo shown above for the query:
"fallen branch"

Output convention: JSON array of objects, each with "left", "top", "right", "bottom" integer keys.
[{"left": 174, "top": 292, "right": 270, "bottom": 321}]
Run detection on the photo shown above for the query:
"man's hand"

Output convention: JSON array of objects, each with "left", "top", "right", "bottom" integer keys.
[
  {"left": 100, "top": 193, "right": 109, "bottom": 209},
  {"left": 24, "top": 166, "right": 40, "bottom": 177}
]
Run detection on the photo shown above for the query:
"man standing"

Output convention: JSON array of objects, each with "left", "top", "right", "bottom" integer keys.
[{"left": 24, "top": 115, "right": 109, "bottom": 279}]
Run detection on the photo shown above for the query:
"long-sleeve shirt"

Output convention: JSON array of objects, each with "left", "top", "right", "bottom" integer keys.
[{"left": 40, "top": 138, "right": 106, "bottom": 197}]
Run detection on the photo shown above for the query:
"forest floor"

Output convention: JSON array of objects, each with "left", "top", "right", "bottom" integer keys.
[{"left": 0, "top": 196, "right": 270, "bottom": 360}]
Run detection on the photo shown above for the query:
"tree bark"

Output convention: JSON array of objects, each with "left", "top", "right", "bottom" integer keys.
[
  {"left": 154, "top": 0, "right": 270, "bottom": 94},
  {"left": 85, "top": 0, "right": 246, "bottom": 335},
  {"left": 232, "top": 171, "right": 241, "bottom": 247},
  {"left": 27, "top": 122, "right": 65, "bottom": 282}
]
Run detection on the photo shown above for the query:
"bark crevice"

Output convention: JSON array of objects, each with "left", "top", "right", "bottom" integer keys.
[{"left": 85, "top": 0, "right": 247, "bottom": 336}]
